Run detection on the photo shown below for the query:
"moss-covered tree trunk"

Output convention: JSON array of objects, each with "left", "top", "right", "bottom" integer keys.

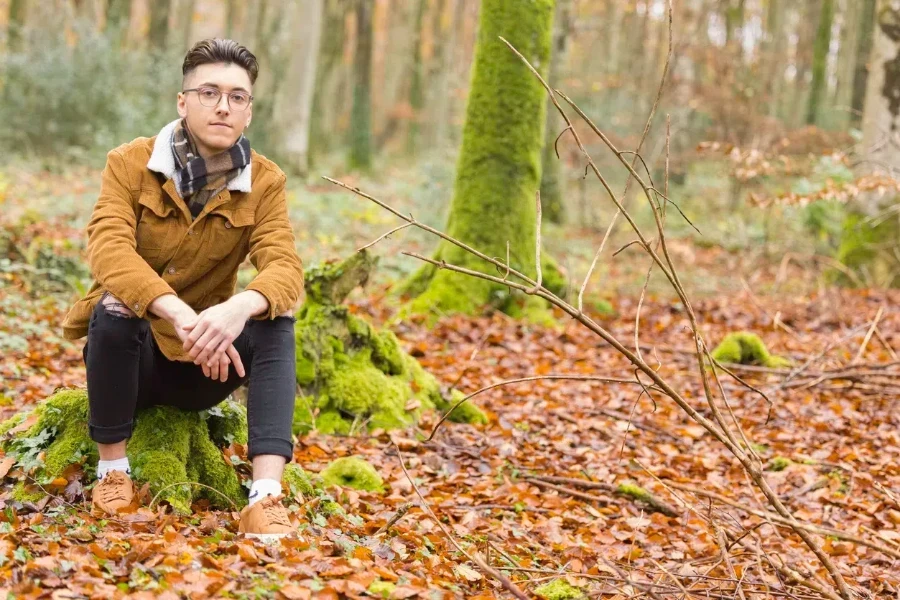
[
  {"left": 806, "top": 0, "right": 835, "bottom": 126},
  {"left": 349, "top": 0, "right": 374, "bottom": 171},
  {"left": 402, "top": 0, "right": 556, "bottom": 317}
]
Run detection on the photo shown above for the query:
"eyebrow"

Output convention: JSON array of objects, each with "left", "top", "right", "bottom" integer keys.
[{"left": 198, "top": 82, "right": 250, "bottom": 93}]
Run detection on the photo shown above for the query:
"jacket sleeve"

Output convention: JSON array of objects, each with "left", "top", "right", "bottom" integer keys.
[
  {"left": 86, "top": 149, "right": 176, "bottom": 318},
  {"left": 245, "top": 171, "right": 305, "bottom": 319}
]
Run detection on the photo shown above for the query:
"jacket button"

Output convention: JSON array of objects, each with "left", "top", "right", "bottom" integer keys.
[
  {"left": 224, "top": 222, "right": 233, "bottom": 229},
  {"left": 134, "top": 303, "right": 140, "bottom": 311},
  {"left": 168, "top": 267, "right": 176, "bottom": 274}
]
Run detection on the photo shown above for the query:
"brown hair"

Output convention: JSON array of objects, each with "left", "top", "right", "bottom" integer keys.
[{"left": 182, "top": 39, "right": 259, "bottom": 85}]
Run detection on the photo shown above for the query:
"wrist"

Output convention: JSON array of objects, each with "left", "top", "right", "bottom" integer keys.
[{"left": 229, "top": 290, "right": 269, "bottom": 319}]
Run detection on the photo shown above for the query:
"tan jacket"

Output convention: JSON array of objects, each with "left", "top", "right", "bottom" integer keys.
[{"left": 62, "top": 121, "right": 304, "bottom": 361}]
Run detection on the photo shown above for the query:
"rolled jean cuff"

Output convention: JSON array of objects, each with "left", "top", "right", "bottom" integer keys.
[
  {"left": 89, "top": 420, "right": 133, "bottom": 444},
  {"left": 248, "top": 437, "right": 294, "bottom": 461}
]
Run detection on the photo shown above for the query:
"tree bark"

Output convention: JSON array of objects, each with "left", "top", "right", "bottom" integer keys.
[
  {"left": 349, "top": 0, "right": 374, "bottom": 170},
  {"left": 309, "top": 0, "right": 349, "bottom": 166},
  {"left": 148, "top": 0, "right": 171, "bottom": 51},
  {"left": 833, "top": 0, "right": 860, "bottom": 128},
  {"left": 807, "top": 0, "right": 835, "bottom": 125},
  {"left": 401, "top": 0, "right": 557, "bottom": 318},
  {"left": 852, "top": 0, "right": 878, "bottom": 127},
  {"left": 406, "top": 0, "right": 427, "bottom": 155},
  {"left": 7, "top": 0, "right": 27, "bottom": 52},
  {"left": 273, "top": 0, "right": 324, "bottom": 175},
  {"left": 540, "top": 0, "right": 570, "bottom": 225},
  {"left": 861, "top": 0, "right": 900, "bottom": 178}
]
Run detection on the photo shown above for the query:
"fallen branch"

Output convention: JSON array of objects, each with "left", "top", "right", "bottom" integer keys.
[{"left": 526, "top": 475, "right": 680, "bottom": 518}]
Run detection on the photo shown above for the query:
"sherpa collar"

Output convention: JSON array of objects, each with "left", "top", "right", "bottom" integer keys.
[{"left": 147, "top": 119, "right": 252, "bottom": 195}]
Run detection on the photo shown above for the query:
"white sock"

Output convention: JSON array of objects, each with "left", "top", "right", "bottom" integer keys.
[
  {"left": 248, "top": 478, "right": 282, "bottom": 506},
  {"left": 97, "top": 457, "right": 131, "bottom": 480}
]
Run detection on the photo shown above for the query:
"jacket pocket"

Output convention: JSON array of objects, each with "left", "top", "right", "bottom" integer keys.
[
  {"left": 204, "top": 208, "right": 254, "bottom": 264},
  {"left": 136, "top": 190, "right": 176, "bottom": 262}
]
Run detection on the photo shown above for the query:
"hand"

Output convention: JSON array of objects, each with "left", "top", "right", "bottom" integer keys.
[{"left": 181, "top": 300, "right": 248, "bottom": 378}]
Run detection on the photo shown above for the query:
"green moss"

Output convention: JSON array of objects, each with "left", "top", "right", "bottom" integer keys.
[
  {"left": 295, "top": 352, "right": 317, "bottom": 386},
  {"left": 293, "top": 397, "right": 316, "bottom": 435},
  {"left": 283, "top": 463, "right": 315, "bottom": 498},
  {"left": 320, "top": 457, "right": 384, "bottom": 493},
  {"left": 770, "top": 456, "right": 792, "bottom": 472},
  {"left": 616, "top": 482, "right": 653, "bottom": 503},
  {"left": 534, "top": 579, "right": 586, "bottom": 600},
  {"left": 371, "top": 329, "right": 405, "bottom": 375},
  {"left": 833, "top": 212, "right": 900, "bottom": 288},
  {"left": 2, "top": 390, "right": 250, "bottom": 512},
  {"left": 710, "top": 332, "right": 791, "bottom": 368},
  {"left": 540, "top": 254, "right": 568, "bottom": 299},
  {"left": 314, "top": 410, "right": 352, "bottom": 436},
  {"left": 444, "top": 389, "right": 488, "bottom": 425},
  {"left": 367, "top": 580, "right": 396, "bottom": 598},
  {"left": 400, "top": 0, "right": 556, "bottom": 319},
  {"left": 0, "top": 412, "right": 25, "bottom": 437}
]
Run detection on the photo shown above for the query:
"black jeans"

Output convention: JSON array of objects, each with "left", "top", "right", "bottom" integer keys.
[{"left": 83, "top": 300, "right": 297, "bottom": 460}]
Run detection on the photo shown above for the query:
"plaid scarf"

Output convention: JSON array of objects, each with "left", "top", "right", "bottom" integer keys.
[{"left": 171, "top": 119, "right": 251, "bottom": 219}]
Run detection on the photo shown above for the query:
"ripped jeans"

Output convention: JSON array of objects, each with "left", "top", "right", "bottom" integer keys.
[{"left": 83, "top": 295, "right": 297, "bottom": 460}]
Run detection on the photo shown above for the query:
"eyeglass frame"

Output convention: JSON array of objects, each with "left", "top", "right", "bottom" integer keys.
[{"left": 182, "top": 86, "right": 254, "bottom": 111}]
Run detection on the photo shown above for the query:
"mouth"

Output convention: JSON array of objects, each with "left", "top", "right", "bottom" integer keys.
[{"left": 210, "top": 122, "right": 232, "bottom": 129}]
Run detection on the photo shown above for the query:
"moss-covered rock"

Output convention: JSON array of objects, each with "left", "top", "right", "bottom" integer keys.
[
  {"left": 293, "top": 251, "right": 487, "bottom": 436},
  {"left": 1, "top": 390, "right": 251, "bottom": 513},
  {"left": 534, "top": 579, "right": 586, "bottom": 600},
  {"left": 710, "top": 332, "right": 791, "bottom": 368},
  {"left": 320, "top": 457, "right": 384, "bottom": 492},
  {"left": 398, "top": 0, "right": 557, "bottom": 320}
]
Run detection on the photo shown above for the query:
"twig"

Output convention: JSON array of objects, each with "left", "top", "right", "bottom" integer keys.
[
  {"left": 391, "top": 441, "right": 529, "bottom": 599},
  {"left": 357, "top": 222, "right": 414, "bottom": 253},
  {"left": 526, "top": 476, "right": 679, "bottom": 517},
  {"left": 374, "top": 502, "right": 412, "bottom": 535},
  {"left": 852, "top": 305, "right": 884, "bottom": 364}
]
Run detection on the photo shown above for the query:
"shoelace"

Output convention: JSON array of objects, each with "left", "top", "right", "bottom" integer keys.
[
  {"left": 261, "top": 499, "right": 290, "bottom": 527},
  {"left": 97, "top": 472, "right": 130, "bottom": 504}
]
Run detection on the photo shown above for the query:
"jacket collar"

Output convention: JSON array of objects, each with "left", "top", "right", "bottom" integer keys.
[{"left": 147, "top": 119, "right": 252, "bottom": 194}]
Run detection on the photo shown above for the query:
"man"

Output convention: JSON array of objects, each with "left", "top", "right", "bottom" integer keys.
[{"left": 61, "top": 39, "right": 304, "bottom": 540}]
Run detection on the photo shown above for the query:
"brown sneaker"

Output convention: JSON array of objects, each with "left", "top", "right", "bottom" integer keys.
[
  {"left": 91, "top": 470, "right": 138, "bottom": 517},
  {"left": 238, "top": 494, "right": 294, "bottom": 541}
]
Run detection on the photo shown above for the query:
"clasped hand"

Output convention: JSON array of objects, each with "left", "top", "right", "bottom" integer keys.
[{"left": 178, "top": 301, "right": 248, "bottom": 382}]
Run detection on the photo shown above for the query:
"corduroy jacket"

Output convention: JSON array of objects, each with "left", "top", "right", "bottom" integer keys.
[{"left": 62, "top": 121, "right": 305, "bottom": 361}]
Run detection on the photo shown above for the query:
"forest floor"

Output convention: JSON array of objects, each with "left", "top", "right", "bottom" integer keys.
[{"left": 1, "top": 164, "right": 898, "bottom": 598}]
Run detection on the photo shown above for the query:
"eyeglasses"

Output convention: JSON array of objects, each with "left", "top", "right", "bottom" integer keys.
[{"left": 182, "top": 86, "right": 253, "bottom": 111}]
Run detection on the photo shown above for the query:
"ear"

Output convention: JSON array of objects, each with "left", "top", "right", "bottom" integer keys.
[{"left": 176, "top": 92, "right": 188, "bottom": 119}]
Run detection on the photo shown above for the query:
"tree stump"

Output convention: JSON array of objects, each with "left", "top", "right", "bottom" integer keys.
[{"left": 293, "top": 250, "right": 487, "bottom": 435}]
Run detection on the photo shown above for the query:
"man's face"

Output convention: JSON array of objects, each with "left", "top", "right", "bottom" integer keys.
[{"left": 177, "top": 62, "right": 253, "bottom": 158}]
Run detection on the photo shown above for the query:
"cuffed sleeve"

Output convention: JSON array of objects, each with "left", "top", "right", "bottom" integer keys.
[
  {"left": 86, "top": 149, "right": 177, "bottom": 319},
  {"left": 244, "top": 170, "right": 305, "bottom": 320}
]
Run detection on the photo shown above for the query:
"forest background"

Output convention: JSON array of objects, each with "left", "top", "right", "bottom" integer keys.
[{"left": 1, "top": 0, "right": 900, "bottom": 598}]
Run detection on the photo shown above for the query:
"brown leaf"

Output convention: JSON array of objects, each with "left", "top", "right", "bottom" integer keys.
[
  {"left": 0, "top": 456, "right": 15, "bottom": 479},
  {"left": 277, "top": 584, "right": 312, "bottom": 600}
]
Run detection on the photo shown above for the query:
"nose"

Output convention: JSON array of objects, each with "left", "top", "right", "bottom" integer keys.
[{"left": 215, "top": 94, "right": 231, "bottom": 116}]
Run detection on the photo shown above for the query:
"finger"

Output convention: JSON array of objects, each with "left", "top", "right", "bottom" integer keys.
[
  {"left": 227, "top": 345, "right": 246, "bottom": 378},
  {"left": 191, "top": 328, "right": 221, "bottom": 362},
  {"left": 218, "top": 357, "right": 229, "bottom": 383},
  {"left": 207, "top": 337, "right": 233, "bottom": 367},
  {"left": 183, "top": 319, "right": 207, "bottom": 351},
  {"left": 202, "top": 362, "right": 211, "bottom": 379}
]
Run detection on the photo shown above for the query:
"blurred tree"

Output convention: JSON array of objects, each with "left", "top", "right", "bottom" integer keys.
[
  {"left": 349, "top": 0, "right": 374, "bottom": 170},
  {"left": 272, "top": 0, "right": 323, "bottom": 175},
  {"left": 8, "top": 0, "right": 27, "bottom": 52},
  {"left": 401, "top": 0, "right": 557, "bottom": 318},
  {"left": 309, "top": 0, "right": 348, "bottom": 166},
  {"left": 807, "top": 0, "right": 835, "bottom": 125},
  {"left": 852, "top": 0, "right": 878, "bottom": 128},
  {"left": 148, "top": 0, "right": 171, "bottom": 51},
  {"left": 406, "top": 0, "right": 427, "bottom": 155},
  {"left": 104, "top": 0, "right": 131, "bottom": 34},
  {"left": 862, "top": 0, "right": 900, "bottom": 176},
  {"left": 540, "top": 0, "right": 570, "bottom": 224}
]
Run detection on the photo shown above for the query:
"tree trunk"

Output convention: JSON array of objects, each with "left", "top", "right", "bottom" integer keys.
[
  {"left": 765, "top": 0, "right": 787, "bottom": 118},
  {"left": 7, "top": 0, "right": 27, "bottom": 52},
  {"left": 104, "top": 0, "right": 131, "bottom": 35},
  {"left": 832, "top": 0, "right": 860, "bottom": 128},
  {"left": 861, "top": 0, "right": 900, "bottom": 178},
  {"left": 427, "top": 0, "right": 454, "bottom": 149},
  {"left": 807, "top": 0, "right": 835, "bottom": 125},
  {"left": 540, "top": 0, "right": 570, "bottom": 225},
  {"left": 852, "top": 0, "right": 878, "bottom": 127},
  {"left": 349, "top": 0, "right": 374, "bottom": 170},
  {"left": 273, "top": 0, "right": 324, "bottom": 175},
  {"left": 406, "top": 0, "right": 427, "bottom": 155},
  {"left": 309, "top": 0, "right": 348, "bottom": 166},
  {"left": 401, "top": 0, "right": 557, "bottom": 318},
  {"left": 148, "top": 0, "right": 171, "bottom": 51}
]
